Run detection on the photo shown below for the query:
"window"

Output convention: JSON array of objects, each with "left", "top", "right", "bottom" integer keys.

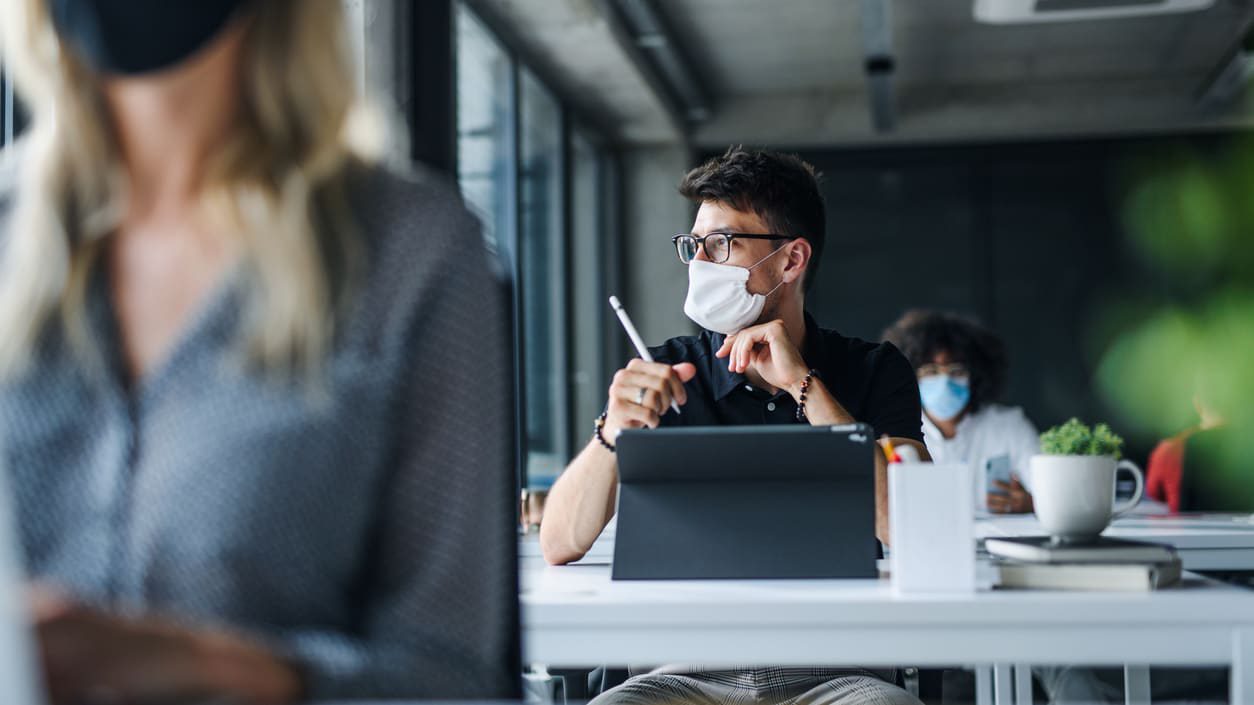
[
  {"left": 455, "top": 4, "right": 515, "bottom": 263},
  {"left": 1, "top": 67, "right": 15, "bottom": 147},
  {"left": 453, "top": 2, "right": 618, "bottom": 493},
  {"left": 569, "top": 129, "right": 612, "bottom": 448},
  {"left": 0, "top": 64, "right": 28, "bottom": 147},
  {"left": 518, "top": 69, "right": 567, "bottom": 490}
]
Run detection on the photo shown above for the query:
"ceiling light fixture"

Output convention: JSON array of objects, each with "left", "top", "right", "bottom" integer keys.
[{"left": 974, "top": 0, "right": 1213, "bottom": 24}]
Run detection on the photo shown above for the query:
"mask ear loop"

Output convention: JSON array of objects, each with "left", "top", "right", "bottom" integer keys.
[
  {"left": 749, "top": 242, "right": 792, "bottom": 297},
  {"left": 746, "top": 242, "right": 790, "bottom": 270}
]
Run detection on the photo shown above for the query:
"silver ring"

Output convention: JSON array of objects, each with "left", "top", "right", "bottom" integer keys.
[{"left": 635, "top": 387, "right": 647, "bottom": 405}]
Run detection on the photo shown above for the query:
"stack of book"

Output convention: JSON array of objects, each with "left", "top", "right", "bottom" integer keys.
[{"left": 985, "top": 536, "right": 1183, "bottom": 591}]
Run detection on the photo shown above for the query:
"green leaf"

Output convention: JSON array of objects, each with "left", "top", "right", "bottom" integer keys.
[{"left": 1039, "top": 418, "right": 1124, "bottom": 458}]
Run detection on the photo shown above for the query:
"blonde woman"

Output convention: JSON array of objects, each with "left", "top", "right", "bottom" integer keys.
[{"left": 0, "top": 1, "right": 516, "bottom": 702}]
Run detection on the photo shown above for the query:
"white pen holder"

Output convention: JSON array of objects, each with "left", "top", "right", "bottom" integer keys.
[{"left": 889, "top": 461, "right": 976, "bottom": 594}]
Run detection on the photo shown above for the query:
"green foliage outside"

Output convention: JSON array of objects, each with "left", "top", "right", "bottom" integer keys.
[
  {"left": 1096, "top": 132, "right": 1254, "bottom": 507},
  {"left": 1040, "top": 418, "right": 1125, "bottom": 458}
]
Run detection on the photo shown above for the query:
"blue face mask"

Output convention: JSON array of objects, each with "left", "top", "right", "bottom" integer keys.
[{"left": 918, "top": 375, "right": 971, "bottom": 421}]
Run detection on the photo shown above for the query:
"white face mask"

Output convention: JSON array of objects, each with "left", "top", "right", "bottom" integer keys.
[{"left": 682, "top": 246, "right": 787, "bottom": 334}]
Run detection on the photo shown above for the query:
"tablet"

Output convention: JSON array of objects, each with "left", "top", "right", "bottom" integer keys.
[{"left": 612, "top": 423, "right": 879, "bottom": 580}]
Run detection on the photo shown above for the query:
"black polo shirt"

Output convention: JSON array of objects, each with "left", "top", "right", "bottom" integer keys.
[{"left": 648, "top": 313, "right": 924, "bottom": 442}]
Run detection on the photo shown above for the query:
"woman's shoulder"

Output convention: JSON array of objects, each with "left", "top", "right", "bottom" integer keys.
[
  {"left": 354, "top": 159, "right": 461, "bottom": 203},
  {"left": 347, "top": 159, "right": 477, "bottom": 246},
  {"left": 337, "top": 159, "right": 504, "bottom": 349},
  {"left": 346, "top": 159, "right": 495, "bottom": 281}
]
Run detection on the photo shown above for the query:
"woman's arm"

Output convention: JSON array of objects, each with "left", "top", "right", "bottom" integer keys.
[{"left": 33, "top": 591, "right": 301, "bottom": 705}]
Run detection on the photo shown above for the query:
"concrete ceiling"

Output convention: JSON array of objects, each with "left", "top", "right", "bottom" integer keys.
[
  {"left": 464, "top": 0, "right": 682, "bottom": 143},
  {"left": 669, "top": 0, "right": 1254, "bottom": 146},
  {"left": 471, "top": 0, "right": 1254, "bottom": 146}
]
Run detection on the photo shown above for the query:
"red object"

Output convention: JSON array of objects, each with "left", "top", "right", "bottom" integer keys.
[{"left": 1146, "top": 434, "right": 1187, "bottom": 513}]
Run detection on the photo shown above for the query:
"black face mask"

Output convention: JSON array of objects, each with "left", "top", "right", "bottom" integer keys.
[{"left": 50, "top": 0, "right": 248, "bottom": 76}]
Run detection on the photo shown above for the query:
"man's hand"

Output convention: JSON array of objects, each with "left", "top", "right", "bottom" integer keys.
[
  {"left": 714, "top": 319, "right": 808, "bottom": 393},
  {"left": 603, "top": 359, "right": 697, "bottom": 440},
  {"left": 987, "top": 475, "right": 1034, "bottom": 514},
  {"left": 32, "top": 587, "right": 301, "bottom": 705}
]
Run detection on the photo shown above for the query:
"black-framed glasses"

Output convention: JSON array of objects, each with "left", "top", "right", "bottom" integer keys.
[{"left": 671, "top": 231, "right": 792, "bottom": 264}]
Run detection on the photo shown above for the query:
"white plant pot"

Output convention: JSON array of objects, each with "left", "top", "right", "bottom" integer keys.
[{"left": 1029, "top": 454, "right": 1144, "bottom": 543}]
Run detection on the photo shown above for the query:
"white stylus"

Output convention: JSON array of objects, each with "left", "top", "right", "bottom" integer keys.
[{"left": 608, "top": 295, "right": 682, "bottom": 415}]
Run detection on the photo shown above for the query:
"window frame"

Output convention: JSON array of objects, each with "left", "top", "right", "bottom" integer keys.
[
  {"left": 516, "top": 66, "right": 570, "bottom": 490},
  {"left": 2, "top": 68, "right": 13, "bottom": 148},
  {"left": 454, "top": 0, "right": 621, "bottom": 493}
]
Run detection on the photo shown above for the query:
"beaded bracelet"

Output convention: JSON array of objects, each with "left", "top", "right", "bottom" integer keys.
[
  {"left": 795, "top": 369, "right": 818, "bottom": 422},
  {"left": 593, "top": 411, "right": 616, "bottom": 453}
]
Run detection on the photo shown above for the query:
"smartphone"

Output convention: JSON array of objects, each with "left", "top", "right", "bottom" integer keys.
[{"left": 985, "top": 455, "right": 1013, "bottom": 495}]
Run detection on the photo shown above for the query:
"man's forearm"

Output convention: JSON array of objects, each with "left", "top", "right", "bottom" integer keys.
[
  {"left": 539, "top": 440, "right": 619, "bottom": 565},
  {"left": 788, "top": 377, "right": 855, "bottom": 426}
]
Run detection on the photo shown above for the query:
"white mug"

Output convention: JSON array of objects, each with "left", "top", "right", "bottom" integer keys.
[{"left": 1029, "top": 455, "right": 1145, "bottom": 543}]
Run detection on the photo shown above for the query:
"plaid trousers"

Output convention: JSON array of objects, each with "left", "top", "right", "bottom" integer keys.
[{"left": 591, "top": 668, "right": 923, "bottom": 705}]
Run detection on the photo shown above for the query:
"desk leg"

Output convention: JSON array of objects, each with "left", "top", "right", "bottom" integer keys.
[
  {"left": 975, "top": 665, "right": 994, "bottom": 705},
  {"left": 1014, "top": 664, "right": 1032, "bottom": 704},
  {"left": 1123, "top": 665, "right": 1150, "bottom": 705},
  {"left": 1234, "top": 628, "right": 1254, "bottom": 705},
  {"left": 994, "top": 663, "right": 1014, "bottom": 705}
]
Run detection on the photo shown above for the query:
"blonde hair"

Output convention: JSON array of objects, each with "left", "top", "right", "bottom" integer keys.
[{"left": 0, "top": 0, "right": 380, "bottom": 380}]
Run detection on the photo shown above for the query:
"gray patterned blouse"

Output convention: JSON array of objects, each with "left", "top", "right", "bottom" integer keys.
[{"left": 0, "top": 155, "right": 518, "bottom": 700}]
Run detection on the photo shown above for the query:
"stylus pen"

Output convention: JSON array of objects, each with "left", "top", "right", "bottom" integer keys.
[{"left": 608, "top": 295, "right": 682, "bottom": 415}]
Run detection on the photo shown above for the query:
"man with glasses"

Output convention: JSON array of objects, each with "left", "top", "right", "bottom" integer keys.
[{"left": 541, "top": 147, "right": 929, "bottom": 705}]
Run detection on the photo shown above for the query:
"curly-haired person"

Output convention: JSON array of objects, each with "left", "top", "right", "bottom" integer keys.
[{"left": 883, "top": 310, "right": 1040, "bottom": 514}]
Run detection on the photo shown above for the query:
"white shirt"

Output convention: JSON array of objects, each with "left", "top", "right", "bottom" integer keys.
[{"left": 921, "top": 403, "right": 1040, "bottom": 512}]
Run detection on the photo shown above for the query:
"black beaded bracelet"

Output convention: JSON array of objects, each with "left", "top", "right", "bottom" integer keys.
[
  {"left": 593, "top": 411, "right": 616, "bottom": 453},
  {"left": 795, "top": 369, "right": 818, "bottom": 422}
]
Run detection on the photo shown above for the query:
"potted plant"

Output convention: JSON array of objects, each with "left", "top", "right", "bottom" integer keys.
[
  {"left": 1040, "top": 418, "right": 1126, "bottom": 458},
  {"left": 1031, "top": 419, "right": 1145, "bottom": 542}
]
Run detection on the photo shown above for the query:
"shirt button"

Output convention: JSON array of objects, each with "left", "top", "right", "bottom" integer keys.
[
  {"left": 744, "top": 385, "right": 753, "bottom": 392},
  {"left": 767, "top": 402, "right": 777, "bottom": 412}
]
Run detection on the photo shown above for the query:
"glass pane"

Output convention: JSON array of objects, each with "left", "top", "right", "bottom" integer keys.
[
  {"left": 570, "top": 130, "right": 608, "bottom": 448},
  {"left": 519, "top": 69, "right": 567, "bottom": 490},
  {"left": 2, "top": 67, "right": 13, "bottom": 147},
  {"left": 455, "top": 4, "right": 514, "bottom": 263}
]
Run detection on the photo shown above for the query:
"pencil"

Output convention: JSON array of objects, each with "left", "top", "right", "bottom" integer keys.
[{"left": 878, "top": 435, "right": 901, "bottom": 464}]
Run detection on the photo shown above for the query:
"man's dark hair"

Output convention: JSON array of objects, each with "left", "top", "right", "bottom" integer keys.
[
  {"left": 882, "top": 310, "right": 1009, "bottom": 414},
  {"left": 678, "top": 147, "right": 826, "bottom": 292}
]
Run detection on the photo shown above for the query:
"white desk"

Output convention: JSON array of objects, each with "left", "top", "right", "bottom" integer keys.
[
  {"left": 977, "top": 514, "right": 1254, "bottom": 571},
  {"left": 521, "top": 514, "right": 1254, "bottom": 704},
  {"left": 522, "top": 562, "right": 1254, "bottom": 705},
  {"left": 520, "top": 513, "right": 1254, "bottom": 571}
]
